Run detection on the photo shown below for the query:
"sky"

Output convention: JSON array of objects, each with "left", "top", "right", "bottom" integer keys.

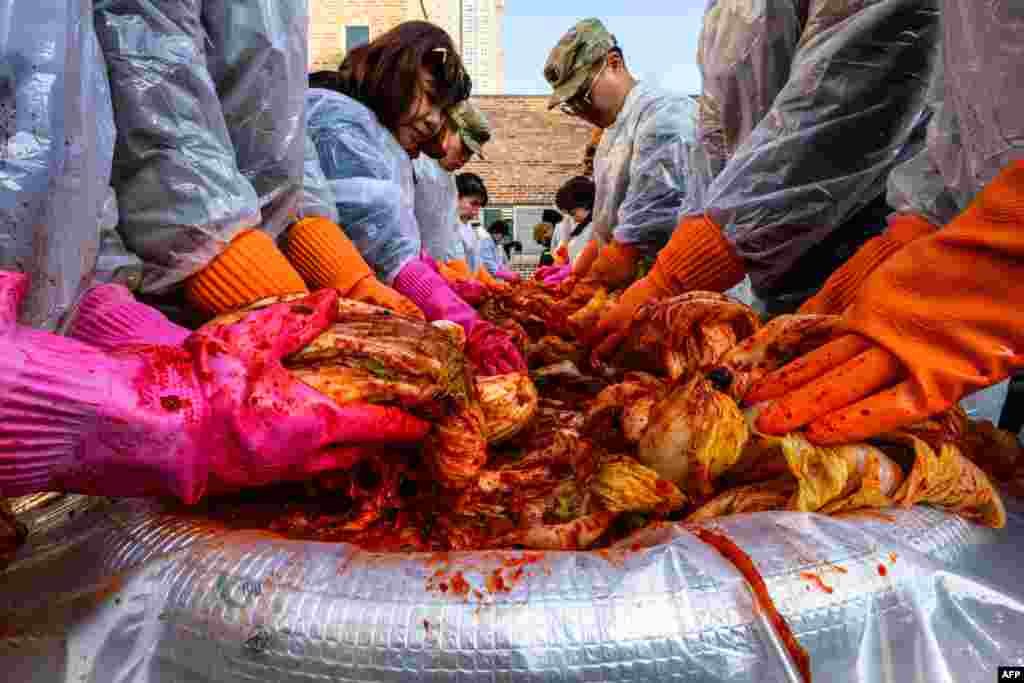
[{"left": 501, "top": 0, "right": 709, "bottom": 96}]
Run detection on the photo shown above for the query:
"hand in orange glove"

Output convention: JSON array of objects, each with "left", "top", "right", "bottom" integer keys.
[
  {"left": 285, "top": 217, "right": 424, "bottom": 320},
  {"left": 477, "top": 266, "right": 510, "bottom": 293},
  {"left": 447, "top": 259, "right": 473, "bottom": 279},
  {"left": 798, "top": 213, "right": 937, "bottom": 315},
  {"left": 561, "top": 241, "right": 641, "bottom": 310},
  {"left": 185, "top": 229, "right": 309, "bottom": 316},
  {"left": 586, "top": 215, "right": 746, "bottom": 361},
  {"left": 749, "top": 161, "right": 1024, "bottom": 445},
  {"left": 553, "top": 243, "right": 569, "bottom": 266}
]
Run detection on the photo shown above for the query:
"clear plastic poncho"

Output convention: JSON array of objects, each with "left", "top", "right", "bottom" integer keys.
[
  {"left": 590, "top": 82, "right": 699, "bottom": 250},
  {"left": 478, "top": 232, "right": 507, "bottom": 275},
  {"left": 306, "top": 88, "right": 420, "bottom": 284},
  {"left": 298, "top": 133, "right": 339, "bottom": 224},
  {"left": 94, "top": 0, "right": 308, "bottom": 294},
  {"left": 412, "top": 156, "right": 461, "bottom": 263},
  {"left": 0, "top": 0, "right": 138, "bottom": 330},
  {"left": 697, "top": 0, "right": 941, "bottom": 293},
  {"left": 457, "top": 221, "right": 481, "bottom": 273}
]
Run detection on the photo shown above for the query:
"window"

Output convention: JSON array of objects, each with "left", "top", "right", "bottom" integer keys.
[{"left": 345, "top": 25, "right": 369, "bottom": 51}]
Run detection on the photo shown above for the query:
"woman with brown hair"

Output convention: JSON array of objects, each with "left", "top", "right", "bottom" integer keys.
[{"left": 291, "top": 22, "right": 525, "bottom": 375}]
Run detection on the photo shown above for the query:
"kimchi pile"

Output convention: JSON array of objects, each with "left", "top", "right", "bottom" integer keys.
[{"left": 189, "top": 284, "right": 1023, "bottom": 552}]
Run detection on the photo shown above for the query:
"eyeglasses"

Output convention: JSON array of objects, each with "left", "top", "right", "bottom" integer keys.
[{"left": 560, "top": 58, "right": 608, "bottom": 117}]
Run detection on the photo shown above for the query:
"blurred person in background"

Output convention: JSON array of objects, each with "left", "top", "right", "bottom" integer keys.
[
  {"left": 479, "top": 219, "right": 520, "bottom": 282},
  {"left": 536, "top": 176, "right": 596, "bottom": 285}
]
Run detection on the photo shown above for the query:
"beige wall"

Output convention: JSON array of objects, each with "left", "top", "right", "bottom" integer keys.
[{"left": 309, "top": 0, "right": 504, "bottom": 94}]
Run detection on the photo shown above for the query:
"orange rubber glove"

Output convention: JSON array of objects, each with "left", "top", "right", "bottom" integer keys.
[
  {"left": 447, "top": 260, "right": 473, "bottom": 279},
  {"left": 798, "top": 213, "right": 937, "bottom": 315},
  {"left": 477, "top": 266, "right": 510, "bottom": 292},
  {"left": 285, "top": 217, "right": 424, "bottom": 320},
  {"left": 185, "top": 229, "right": 308, "bottom": 316},
  {"left": 749, "top": 161, "right": 1024, "bottom": 445},
  {"left": 561, "top": 241, "right": 641, "bottom": 311},
  {"left": 586, "top": 215, "right": 746, "bottom": 361},
  {"left": 553, "top": 243, "right": 569, "bottom": 265}
]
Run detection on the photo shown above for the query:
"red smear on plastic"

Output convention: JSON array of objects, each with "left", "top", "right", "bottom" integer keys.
[
  {"left": 800, "top": 572, "right": 834, "bottom": 594},
  {"left": 878, "top": 564, "right": 888, "bottom": 577},
  {"left": 691, "top": 527, "right": 812, "bottom": 683}
]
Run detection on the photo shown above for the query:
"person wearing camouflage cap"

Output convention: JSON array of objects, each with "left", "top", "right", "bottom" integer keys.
[
  {"left": 544, "top": 18, "right": 701, "bottom": 308},
  {"left": 413, "top": 101, "right": 495, "bottom": 279}
]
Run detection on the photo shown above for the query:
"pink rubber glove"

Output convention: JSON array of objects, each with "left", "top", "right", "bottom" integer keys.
[
  {"left": 495, "top": 270, "right": 520, "bottom": 282},
  {"left": 543, "top": 265, "right": 573, "bottom": 287},
  {"left": 419, "top": 251, "right": 487, "bottom": 305},
  {"left": 67, "top": 284, "right": 190, "bottom": 351},
  {"left": 534, "top": 265, "right": 562, "bottom": 281},
  {"left": 393, "top": 258, "right": 526, "bottom": 375},
  {"left": 0, "top": 273, "right": 431, "bottom": 503}
]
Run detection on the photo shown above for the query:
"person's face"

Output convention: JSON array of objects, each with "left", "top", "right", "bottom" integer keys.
[
  {"left": 458, "top": 194, "right": 483, "bottom": 222},
  {"left": 438, "top": 130, "right": 472, "bottom": 172},
  {"left": 396, "top": 67, "right": 444, "bottom": 157},
  {"left": 571, "top": 207, "right": 590, "bottom": 223},
  {"left": 560, "top": 53, "right": 623, "bottom": 129}
]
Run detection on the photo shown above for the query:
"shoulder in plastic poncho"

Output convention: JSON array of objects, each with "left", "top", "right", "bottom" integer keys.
[
  {"left": 412, "top": 156, "right": 461, "bottom": 263},
  {"left": 306, "top": 88, "right": 421, "bottom": 285},
  {"left": 697, "top": 0, "right": 941, "bottom": 293},
  {"left": 590, "top": 82, "right": 700, "bottom": 252},
  {"left": 0, "top": 0, "right": 141, "bottom": 331}
]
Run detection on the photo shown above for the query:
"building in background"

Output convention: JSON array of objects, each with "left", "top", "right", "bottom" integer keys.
[
  {"left": 309, "top": 0, "right": 504, "bottom": 94},
  {"left": 463, "top": 96, "right": 594, "bottom": 273}
]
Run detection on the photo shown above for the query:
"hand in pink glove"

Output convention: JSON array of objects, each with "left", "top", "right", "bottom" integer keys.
[
  {"left": 533, "top": 265, "right": 562, "bottom": 281},
  {"left": 0, "top": 273, "right": 430, "bottom": 503},
  {"left": 543, "top": 264, "right": 573, "bottom": 287},
  {"left": 393, "top": 257, "right": 526, "bottom": 376},
  {"left": 495, "top": 270, "right": 520, "bottom": 283},
  {"left": 67, "top": 284, "right": 190, "bottom": 351},
  {"left": 449, "top": 278, "right": 487, "bottom": 306}
]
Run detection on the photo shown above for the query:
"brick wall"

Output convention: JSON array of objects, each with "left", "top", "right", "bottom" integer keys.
[{"left": 463, "top": 96, "right": 595, "bottom": 206}]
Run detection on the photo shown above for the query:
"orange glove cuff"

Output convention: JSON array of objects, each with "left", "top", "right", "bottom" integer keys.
[
  {"left": 286, "top": 217, "right": 374, "bottom": 296},
  {"left": 799, "top": 213, "right": 937, "bottom": 315},
  {"left": 448, "top": 260, "right": 472, "bottom": 278},
  {"left": 572, "top": 239, "right": 601, "bottom": 278},
  {"left": 649, "top": 216, "right": 746, "bottom": 296},
  {"left": 438, "top": 262, "right": 463, "bottom": 285},
  {"left": 476, "top": 267, "right": 500, "bottom": 288},
  {"left": 186, "top": 229, "right": 308, "bottom": 316}
]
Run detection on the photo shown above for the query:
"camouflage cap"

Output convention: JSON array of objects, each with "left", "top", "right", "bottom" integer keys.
[
  {"left": 449, "top": 101, "right": 491, "bottom": 160},
  {"left": 544, "top": 18, "right": 617, "bottom": 110}
]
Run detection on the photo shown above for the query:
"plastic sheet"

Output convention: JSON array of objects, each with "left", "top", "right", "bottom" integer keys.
[
  {"left": 698, "top": 0, "right": 941, "bottom": 293},
  {"left": 413, "top": 156, "right": 461, "bottom": 263},
  {"left": 94, "top": 0, "right": 262, "bottom": 294},
  {"left": 0, "top": 0, "right": 119, "bottom": 330},
  {"left": 297, "top": 134, "right": 339, "bottom": 224},
  {"left": 590, "top": 82, "right": 699, "bottom": 250},
  {"left": 2, "top": 494, "right": 1024, "bottom": 682},
  {"left": 202, "top": 0, "right": 307, "bottom": 240},
  {"left": 307, "top": 88, "right": 420, "bottom": 284}
]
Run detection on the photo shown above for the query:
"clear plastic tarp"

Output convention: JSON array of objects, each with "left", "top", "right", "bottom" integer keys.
[{"left": 1, "top": 494, "right": 1023, "bottom": 681}]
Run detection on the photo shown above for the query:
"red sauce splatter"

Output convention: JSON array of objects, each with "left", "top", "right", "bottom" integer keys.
[
  {"left": 830, "top": 564, "right": 848, "bottom": 574},
  {"left": 472, "top": 589, "right": 484, "bottom": 601},
  {"left": 800, "top": 572, "right": 834, "bottom": 594},
  {"left": 877, "top": 564, "right": 888, "bottom": 577},
  {"left": 691, "top": 527, "right": 812, "bottom": 683},
  {"left": 449, "top": 572, "right": 470, "bottom": 597},
  {"left": 630, "top": 542, "right": 644, "bottom": 552},
  {"left": 438, "top": 583, "right": 449, "bottom": 593},
  {"left": 889, "top": 552, "right": 897, "bottom": 563},
  {"left": 423, "top": 619, "right": 430, "bottom": 633},
  {"left": 510, "top": 568, "right": 524, "bottom": 582},
  {"left": 501, "top": 552, "right": 544, "bottom": 568},
  {"left": 654, "top": 479, "right": 673, "bottom": 495}
]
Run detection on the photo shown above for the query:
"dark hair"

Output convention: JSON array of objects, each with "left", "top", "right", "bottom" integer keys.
[
  {"left": 309, "top": 70, "right": 338, "bottom": 89},
  {"left": 456, "top": 172, "right": 489, "bottom": 206},
  {"left": 555, "top": 176, "right": 596, "bottom": 213},
  {"left": 330, "top": 22, "right": 471, "bottom": 132},
  {"left": 488, "top": 219, "right": 511, "bottom": 236},
  {"left": 542, "top": 209, "right": 563, "bottom": 225}
]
